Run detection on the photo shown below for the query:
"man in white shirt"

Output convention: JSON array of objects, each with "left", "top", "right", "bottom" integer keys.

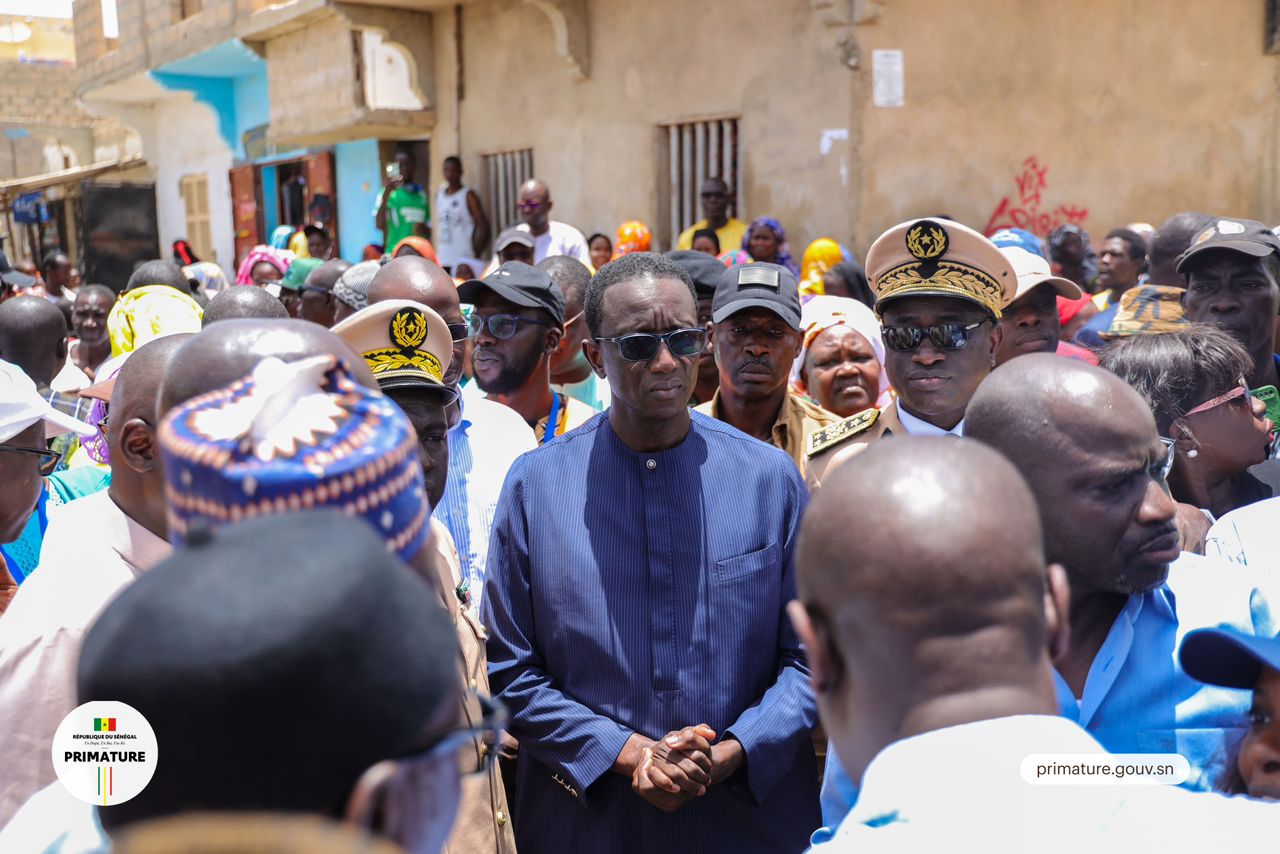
[
  {"left": 1204, "top": 494, "right": 1280, "bottom": 566},
  {"left": 515, "top": 179, "right": 590, "bottom": 265},
  {"left": 0, "top": 335, "right": 183, "bottom": 826},
  {"left": 792, "top": 436, "right": 1277, "bottom": 852}
]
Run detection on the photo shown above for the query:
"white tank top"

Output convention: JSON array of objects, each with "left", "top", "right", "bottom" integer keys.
[{"left": 434, "top": 184, "right": 475, "bottom": 269}]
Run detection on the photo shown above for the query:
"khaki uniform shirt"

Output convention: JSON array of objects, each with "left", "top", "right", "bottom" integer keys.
[
  {"left": 430, "top": 520, "right": 517, "bottom": 854},
  {"left": 803, "top": 400, "right": 904, "bottom": 491},
  {"left": 695, "top": 390, "right": 841, "bottom": 477}
]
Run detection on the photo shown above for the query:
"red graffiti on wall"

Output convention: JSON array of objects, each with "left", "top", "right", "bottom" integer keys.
[{"left": 983, "top": 157, "right": 1089, "bottom": 237}]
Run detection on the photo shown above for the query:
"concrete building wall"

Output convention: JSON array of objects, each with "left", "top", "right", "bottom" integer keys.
[
  {"left": 850, "top": 0, "right": 1280, "bottom": 255},
  {"left": 434, "top": 0, "right": 857, "bottom": 252}
]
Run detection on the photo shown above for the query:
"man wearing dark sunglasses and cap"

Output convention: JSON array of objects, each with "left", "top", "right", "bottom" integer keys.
[
  {"left": 694, "top": 262, "right": 841, "bottom": 480},
  {"left": 460, "top": 261, "right": 600, "bottom": 444},
  {"left": 484, "top": 252, "right": 819, "bottom": 854},
  {"left": 805, "top": 218, "right": 1015, "bottom": 490}
]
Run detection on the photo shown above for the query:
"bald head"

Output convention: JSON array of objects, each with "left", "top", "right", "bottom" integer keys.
[
  {"left": 794, "top": 436, "right": 1065, "bottom": 783},
  {"left": 0, "top": 296, "right": 69, "bottom": 386},
  {"left": 967, "top": 354, "right": 1158, "bottom": 471},
  {"left": 108, "top": 334, "right": 192, "bottom": 539},
  {"left": 127, "top": 260, "right": 190, "bottom": 294},
  {"left": 518, "top": 179, "right": 552, "bottom": 233},
  {"left": 202, "top": 287, "right": 289, "bottom": 326},
  {"left": 368, "top": 257, "right": 462, "bottom": 323},
  {"left": 966, "top": 354, "right": 1179, "bottom": 597},
  {"left": 305, "top": 259, "right": 352, "bottom": 293},
  {"left": 159, "top": 320, "right": 374, "bottom": 417}
]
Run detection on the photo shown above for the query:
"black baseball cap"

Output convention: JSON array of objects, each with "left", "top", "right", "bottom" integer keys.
[
  {"left": 666, "top": 250, "right": 723, "bottom": 298},
  {"left": 712, "top": 262, "right": 801, "bottom": 329},
  {"left": 0, "top": 251, "right": 36, "bottom": 289},
  {"left": 1180, "top": 627, "right": 1280, "bottom": 690},
  {"left": 458, "top": 261, "right": 565, "bottom": 324},
  {"left": 1176, "top": 218, "right": 1280, "bottom": 273}
]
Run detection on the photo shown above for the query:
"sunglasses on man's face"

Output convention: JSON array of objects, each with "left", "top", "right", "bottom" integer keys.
[
  {"left": 594, "top": 328, "right": 706, "bottom": 362},
  {"left": 881, "top": 319, "right": 989, "bottom": 353},
  {"left": 0, "top": 443, "right": 62, "bottom": 475}
]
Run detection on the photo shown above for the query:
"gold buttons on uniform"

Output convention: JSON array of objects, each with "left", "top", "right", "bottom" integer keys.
[
  {"left": 496, "top": 810, "right": 507, "bottom": 826},
  {"left": 469, "top": 678, "right": 478, "bottom": 691}
]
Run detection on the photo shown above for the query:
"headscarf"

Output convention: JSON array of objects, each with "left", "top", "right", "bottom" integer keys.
[
  {"left": 799, "top": 238, "right": 846, "bottom": 301},
  {"left": 183, "top": 262, "right": 229, "bottom": 298},
  {"left": 106, "top": 285, "right": 204, "bottom": 358},
  {"left": 78, "top": 352, "right": 130, "bottom": 466},
  {"left": 790, "top": 295, "right": 892, "bottom": 409},
  {"left": 282, "top": 258, "right": 324, "bottom": 293},
  {"left": 235, "top": 246, "right": 294, "bottom": 286},
  {"left": 334, "top": 260, "right": 382, "bottom": 313},
  {"left": 719, "top": 249, "right": 752, "bottom": 268},
  {"left": 1047, "top": 224, "right": 1099, "bottom": 286},
  {"left": 392, "top": 236, "right": 440, "bottom": 264},
  {"left": 743, "top": 217, "right": 798, "bottom": 276},
  {"left": 613, "top": 221, "right": 652, "bottom": 257},
  {"left": 172, "top": 239, "right": 199, "bottom": 266},
  {"left": 1098, "top": 285, "right": 1189, "bottom": 341},
  {"left": 824, "top": 260, "right": 875, "bottom": 309},
  {"left": 287, "top": 230, "right": 310, "bottom": 258},
  {"left": 268, "top": 225, "right": 296, "bottom": 251}
]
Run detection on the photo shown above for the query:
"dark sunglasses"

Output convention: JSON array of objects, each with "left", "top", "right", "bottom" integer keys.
[
  {"left": 594, "top": 328, "right": 706, "bottom": 362},
  {"left": 881, "top": 319, "right": 989, "bottom": 352},
  {"left": 468, "top": 313, "right": 554, "bottom": 340},
  {"left": 0, "top": 443, "right": 63, "bottom": 475},
  {"left": 516, "top": 201, "right": 545, "bottom": 211}
]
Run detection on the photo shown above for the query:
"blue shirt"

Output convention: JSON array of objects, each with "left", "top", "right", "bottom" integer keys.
[
  {"left": 483, "top": 410, "right": 820, "bottom": 853},
  {"left": 433, "top": 382, "right": 536, "bottom": 614},
  {"left": 1, "top": 468, "right": 111, "bottom": 585},
  {"left": 818, "top": 552, "right": 1277, "bottom": 830}
]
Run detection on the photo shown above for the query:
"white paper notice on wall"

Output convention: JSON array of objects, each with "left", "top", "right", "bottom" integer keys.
[{"left": 872, "top": 50, "right": 905, "bottom": 107}]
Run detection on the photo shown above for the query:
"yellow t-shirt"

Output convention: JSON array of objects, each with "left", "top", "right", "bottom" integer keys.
[{"left": 676, "top": 218, "right": 749, "bottom": 253}]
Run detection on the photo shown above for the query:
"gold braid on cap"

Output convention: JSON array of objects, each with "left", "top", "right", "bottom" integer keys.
[{"left": 877, "top": 261, "right": 1005, "bottom": 319}]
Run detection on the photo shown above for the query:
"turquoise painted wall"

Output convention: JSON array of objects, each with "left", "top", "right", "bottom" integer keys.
[
  {"left": 151, "top": 72, "right": 237, "bottom": 156},
  {"left": 335, "top": 139, "right": 383, "bottom": 262},
  {"left": 260, "top": 164, "right": 279, "bottom": 236}
]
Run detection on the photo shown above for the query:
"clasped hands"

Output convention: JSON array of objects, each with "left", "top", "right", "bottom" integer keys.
[{"left": 616, "top": 725, "right": 744, "bottom": 812}]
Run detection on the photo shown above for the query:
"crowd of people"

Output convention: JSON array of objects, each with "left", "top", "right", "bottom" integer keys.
[{"left": 0, "top": 157, "right": 1278, "bottom": 853}]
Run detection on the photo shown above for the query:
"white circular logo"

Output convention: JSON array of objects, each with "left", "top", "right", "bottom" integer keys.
[{"left": 51, "top": 701, "right": 158, "bottom": 807}]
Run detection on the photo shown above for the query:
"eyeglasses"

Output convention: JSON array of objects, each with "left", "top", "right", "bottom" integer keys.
[
  {"left": 1153, "top": 438, "right": 1177, "bottom": 482},
  {"left": 516, "top": 201, "right": 544, "bottom": 211},
  {"left": 0, "top": 443, "right": 63, "bottom": 475},
  {"left": 1186, "top": 380, "right": 1252, "bottom": 417},
  {"left": 881, "top": 319, "right": 989, "bottom": 352},
  {"left": 347, "top": 693, "right": 506, "bottom": 851},
  {"left": 467, "top": 313, "right": 554, "bottom": 340},
  {"left": 594, "top": 328, "right": 706, "bottom": 362}
]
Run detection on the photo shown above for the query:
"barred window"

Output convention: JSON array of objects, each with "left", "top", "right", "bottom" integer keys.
[
  {"left": 483, "top": 148, "right": 535, "bottom": 236},
  {"left": 661, "top": 116, "right": 742, "bottom": 248}
]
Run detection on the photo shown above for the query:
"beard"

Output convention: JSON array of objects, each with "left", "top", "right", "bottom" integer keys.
[{"left": 474, "top": 342, "right": 544, "bottom": 395}]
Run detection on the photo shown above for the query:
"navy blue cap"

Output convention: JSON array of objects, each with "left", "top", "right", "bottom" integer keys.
[
  {"left": 458, "top": 261, "right": 565, "bottom": 324},
  {"left": 666, "top": 250, "right": 724, "bottom": 297},
  {"left": 1179, "top": 627, "right": 1280, "bottom": 690}
]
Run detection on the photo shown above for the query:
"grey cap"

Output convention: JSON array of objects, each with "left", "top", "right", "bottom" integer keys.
[
  {"left": 495, "top": 227, "right": 536, "bottom": 252},
  {"left": 712, "top": 262, "right": 802, "bottom": 328}
]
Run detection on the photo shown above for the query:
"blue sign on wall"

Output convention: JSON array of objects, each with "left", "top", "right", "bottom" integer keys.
[{"left": 13, "top": 192, "right": 45, "bottom": 224}]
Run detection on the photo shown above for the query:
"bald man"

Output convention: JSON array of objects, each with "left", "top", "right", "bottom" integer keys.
[
  {"left": 0, "top": 296, "right": 68, "bottom": 389},
  {"left": 202, "top": 286, "right": 289, "bottom": 326},
  {"left": 368, "top": 255, "right": 535, "bottom": 613},
  {"left": 794, "top": 437, "right": 1278, "bottom": 850},
  {"left": 544, "top": 255, "right": 611, "bottom": 411},
  {"left": 299, "top": 258, "right": 351, "bottom": 328},
  {"left": 515, "top": 178, "right": 590, "bottom": 265},
  {"left": 0, "top": 335, "right": 188, "bottom": 825},
  {"left": 965, "top": 355, "right": 1280, "bottom": 793}
]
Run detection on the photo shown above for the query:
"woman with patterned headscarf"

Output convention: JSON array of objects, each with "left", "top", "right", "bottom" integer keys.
[
  {"left": 790, "top": 295, "right": 892, "bottom": 417},
  {"left": 743, "top": 217, "right": 799, "bottom": 276},
  {"left": 799, "top": 238, "right": 846, "bottom": 301},
  {"left": 613, "top": 221, "right": 652, "bottom": 258}
]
